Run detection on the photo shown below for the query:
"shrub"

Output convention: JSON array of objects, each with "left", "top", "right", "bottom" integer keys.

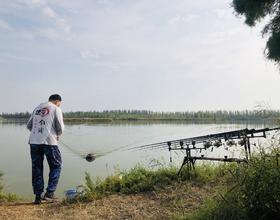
[
  {"left": 0, "top": 172, "right": 3, "bottom": 192},
  {"left": 0, "top": 172, "right": 21, "bottom": 202},
  {"left": 188, "top": 150, "right": 280, "bottom": 220},
  {"left": 71, "top": 163, "right": 227, "bottom": 203}
]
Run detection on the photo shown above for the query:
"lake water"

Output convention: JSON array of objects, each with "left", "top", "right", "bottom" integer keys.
[{"left": 0, "top": 121, "right": 276, "bottom": 200}]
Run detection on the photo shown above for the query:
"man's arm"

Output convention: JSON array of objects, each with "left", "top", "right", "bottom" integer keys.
[
  {"left": 26, "top": 113, "right": 33, "bottom": 131},
  {"left": 54, "top": 107, "right": 65, "bottom": 136}
]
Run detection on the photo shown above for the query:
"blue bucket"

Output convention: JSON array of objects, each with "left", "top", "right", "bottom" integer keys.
[{"left": 65, "top": 189, "right": 78, "bottom": 200}]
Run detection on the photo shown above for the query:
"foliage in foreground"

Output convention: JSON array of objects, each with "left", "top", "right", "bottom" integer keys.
[
  {"left": 232, "top": 0, "right": 280, "bottom": 64},
  {"left": 72, "top": 149, "right": 280, "bottom": 220},
  {"left": 187, "top": 149, "right": 280, "bottom": 220},
  {"left": 66, "top": 145, "right": 280, "bottom": 220},
  {"left": 0, "top": 172, "right": 21, "bottom": 202},
  {"left": 68, "top": 163, "right": 226, "bottom": 203}
]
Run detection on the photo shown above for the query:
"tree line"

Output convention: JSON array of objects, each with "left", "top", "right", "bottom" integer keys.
[{"left": 1, "top": 110, "right": 280, "bottom": 121}]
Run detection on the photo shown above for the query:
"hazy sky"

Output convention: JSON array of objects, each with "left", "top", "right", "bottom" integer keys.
[{"left": 0, "top": 0, "right": 280, "bottom": 113}]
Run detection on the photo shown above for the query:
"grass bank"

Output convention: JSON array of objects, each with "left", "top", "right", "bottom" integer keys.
[
  {"left": 72, "top": 163, "right": 228, "bottom": 202},
  {"left": 0, "top": 172, "right": 21, "bottom": 203},
  {"left": 0, "top": 164, "right": 223, "bottom": 219},
  {"left": 1, "top": 149, "right": 280, "bottom": 219},
  {"left": 185, "top": 149, "right": 280, "bottom": 220},
  {"left": 67, "top": 148, "right": 280, "bottom": 219}
]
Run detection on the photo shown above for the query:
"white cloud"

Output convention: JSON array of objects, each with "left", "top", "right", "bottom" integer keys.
[
  {"left": 16, "top": 31, "right": 35, "bottom": 40},
  {"left": 215, "top": 8, "right": 233, "bottom": 19},
  {"left": 0, "top": 19, "right": 13, "bottom": 31},
  {"left": 57, "top": 18, "right": 71, "bottom": 32},
  {"left": 80, "top": 49, "right": 101, "bottom": 60},
  {"left": 41, "top": 6, "right": 71, "bottom": 33},
  {"left": 42, "top": 6, "right": 56, "bottom": 18},
  {"left": 18, "top": 0, "right": 45, "bottom": 8},
  {"left": 0, "top": 58, "right": 8, "bottom": 63},
  {"left": 0, "top": 53, "right": 39, "bottom": 63},
  {"left": 14, "top": 0, "right": 71, "bottom": 34},
  {"left": 38, "top": 27, "right": 59, "bottom": 39},
  {"left": 168, "top": 14, "right": 200, "bottom": 25},
  {"left": 1, "top": 0, "right": 280, "bottom": 111}
]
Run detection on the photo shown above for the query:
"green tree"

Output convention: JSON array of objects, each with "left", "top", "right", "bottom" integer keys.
[{"left": 232, "top": 0, "right": 280, "bottom": 64}]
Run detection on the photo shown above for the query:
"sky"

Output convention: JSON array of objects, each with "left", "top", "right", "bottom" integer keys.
[{"left": 0, "top": 0, "right": 280, "bottom": 113}]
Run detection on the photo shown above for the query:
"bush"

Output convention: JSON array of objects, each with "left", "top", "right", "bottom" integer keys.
[
  {"left": 0, "top": 172, "right": 3, "bottom": 192},
  {"left": 82, "top": 165, "right": 178, "bottom": 198},
  {"left": 188, "top": 150, "right": 280, "bottom": 220},
  {"left": 70, "top": 163, "right": 227, "bottom": 203},
  {"left": 240, "top": 151, "right": 280, "bottom": 219},
  {"left": 0, "top": 172, "right": 21, "bottom": 202}
]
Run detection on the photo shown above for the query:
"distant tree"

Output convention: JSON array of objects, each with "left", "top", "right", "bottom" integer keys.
[{"left": 232, "top": 0, "right": 280, "bottom": 64}]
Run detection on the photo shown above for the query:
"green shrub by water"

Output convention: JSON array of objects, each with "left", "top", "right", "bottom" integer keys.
[
  {"left": 67, "top": 147, "right": 280, "bottom": 220},
  {"left": 187, "top": 149, "right": 280, "bottom": 220},
  {"left": 74, "top": 149, "right": 280, "bottom": 220},
  {"left": 0, "top": 172, "right": 3, "bottom": 192},
  {"left": 0, "top": 172, "right": 21, "bottom": 202},
  {"left": 70, "top": 163, "right": 227, "bottom": 203}
]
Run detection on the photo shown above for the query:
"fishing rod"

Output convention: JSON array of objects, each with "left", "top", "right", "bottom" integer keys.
[
  {"left": 129, "top": 127, "right": 280, "bottom": 174},
  {"left": 130, "top": 127, "right": 280, "bottom": 151}
]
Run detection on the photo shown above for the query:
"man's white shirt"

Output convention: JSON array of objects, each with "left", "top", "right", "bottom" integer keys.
[{"left": 27, "top": 102, "right": 64, "bottom": 145}]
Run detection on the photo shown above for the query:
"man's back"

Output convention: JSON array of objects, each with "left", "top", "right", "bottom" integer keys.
[
  {"left": 27, "top": 102, "right": 64, "bottom": 145},
  {"left": 27, "top": 94, "right": 64, "bottom": 204}
]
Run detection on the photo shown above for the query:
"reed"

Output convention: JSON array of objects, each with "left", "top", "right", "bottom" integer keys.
[{"left": 0, "top": 172, "right": 21, "bottom": 202}]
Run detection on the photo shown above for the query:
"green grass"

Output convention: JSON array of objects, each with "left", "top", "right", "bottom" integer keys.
[
  {"left": 66, "top": 147, "right": 280, "bottom": 220},
  {"left": 186, "top": 149, "right": 280, "bottom": 220},
  {"left": 0, "top": 172, "right": 21, "bottom": 202},
  {"left": 67, "top": 163, "right": 229, "bottom": 203}
]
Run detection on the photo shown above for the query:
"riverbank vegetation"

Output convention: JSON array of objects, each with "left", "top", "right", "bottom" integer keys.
[
  {"left": 0, "top": 172, "right": 21, "bottom": 202},
  {"left": 0, "top": 148, "right": 279, "bottom": 219},
  {"left": 187, "top": 149, "right": 280, "bottom": 220},
  {"left": 73, "top": 164, "right": 226, "bottom": 202},
  {"left": 65, "top": 148, "right": 280, "bottom": 219},
  {"left": 1, "top": 109, "right": 280, "bottom": 123}
]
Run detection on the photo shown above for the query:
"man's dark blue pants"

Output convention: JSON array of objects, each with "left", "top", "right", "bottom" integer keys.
[{"left": 30, "top": 144, "right": 62, "bottom": 197}]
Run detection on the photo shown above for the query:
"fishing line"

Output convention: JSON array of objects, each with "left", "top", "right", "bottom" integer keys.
[
  {"left": 59, "top": 124, "right": 231, "bottom": 162},
  {"left": 59, "top": 140, "right": 84, "bottom": 157},
  {"left": 58, "top": 139, "right": 140, "bottom": 162},
  {"left": 59, "top": 140, "right": 107, "bottom": 162}
]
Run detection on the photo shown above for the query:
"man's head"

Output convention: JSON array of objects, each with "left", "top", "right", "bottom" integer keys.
[{"left": 49, "top": 94, "right": 62, "bottom": 107}]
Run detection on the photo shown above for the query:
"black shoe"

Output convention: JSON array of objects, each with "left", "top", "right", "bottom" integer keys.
[
  {"left": 34, "top": 195, "right": 43, "bottom": 205},
  {"left": 43, "top": 193, "right": 58, "bottom": 202}
]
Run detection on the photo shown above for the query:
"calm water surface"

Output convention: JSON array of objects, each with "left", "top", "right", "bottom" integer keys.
[{"left": 0, "top": 122, "right": 274, "bottom": 200}]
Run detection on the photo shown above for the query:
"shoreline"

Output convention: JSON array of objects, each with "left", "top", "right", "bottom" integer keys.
[
  {"left": 0, "top": 117, "right": 278, "bottom": 125},
  {"left": 1, "top": 150, "right": 280, "bottom": 219}
]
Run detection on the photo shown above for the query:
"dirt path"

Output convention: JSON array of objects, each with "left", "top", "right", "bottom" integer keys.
[{"left": 0, "top": 182, "right": 213, "bottom": 220}]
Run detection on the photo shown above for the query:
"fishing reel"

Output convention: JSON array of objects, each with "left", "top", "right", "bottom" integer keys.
[
  {"left": 85, "top": 154, "right": 96, "bottom": 162},
  {"left": 238, "top": 139, "right": 246, "bottom": 146},
  {"left": 226, "top": 139, "right": 236, "bottom": 146},
  {"left": 203, "top": 141, "right": 212, "bottom": 149},
  {"left": 213, "top": 140, "right": 222, "bottom": 147}
]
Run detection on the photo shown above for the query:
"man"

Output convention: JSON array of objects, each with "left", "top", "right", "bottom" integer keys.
[{"left": 27, "top": 94, "right": 64, "bottom": 204}]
